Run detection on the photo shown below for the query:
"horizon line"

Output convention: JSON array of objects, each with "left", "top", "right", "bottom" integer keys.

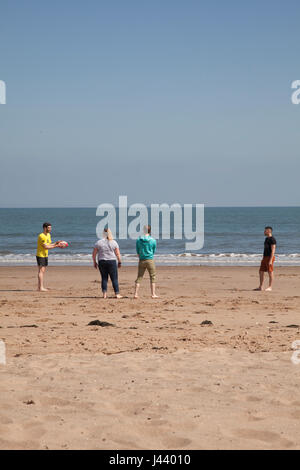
[{"left": 0, "top": 205, "right": 299, "bottom": 209}]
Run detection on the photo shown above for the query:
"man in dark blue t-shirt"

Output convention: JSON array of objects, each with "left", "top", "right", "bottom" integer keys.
[{"left": 254, "top": 226, "right": 276, "bottom": 291}]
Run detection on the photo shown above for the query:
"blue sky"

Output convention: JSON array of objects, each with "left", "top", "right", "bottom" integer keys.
[{"left": 0, "top": 0, "right": 299, "bottom": 207}]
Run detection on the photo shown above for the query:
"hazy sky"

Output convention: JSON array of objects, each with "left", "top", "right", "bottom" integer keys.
[{"left": 0, "top": 0, "right": 299, "bottom": 207}]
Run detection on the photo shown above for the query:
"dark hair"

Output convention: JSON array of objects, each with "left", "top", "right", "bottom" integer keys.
[
  {"left": 43, "top": 222, "right": 52, "bottom": 229},
  {"left": 265, "top": 226, "right": 273, "bottom": 231},
  {"left": 146, "top": 225, "right": 151, "bottom": 234}
]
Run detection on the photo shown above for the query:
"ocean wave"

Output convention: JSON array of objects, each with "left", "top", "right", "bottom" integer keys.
[{"left": 1, "top": 253, "right": 300, "bottom": 266}]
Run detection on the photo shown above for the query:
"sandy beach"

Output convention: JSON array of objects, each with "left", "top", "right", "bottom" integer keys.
[{"left": 0, "top": 265, "right": 300, "bottom": 449}]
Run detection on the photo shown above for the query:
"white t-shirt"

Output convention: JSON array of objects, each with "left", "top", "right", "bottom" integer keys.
[{"left": 95, "top": 238, "right": 119, "bottom": 261}]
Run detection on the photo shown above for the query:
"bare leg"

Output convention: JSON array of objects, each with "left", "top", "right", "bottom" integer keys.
[
  {"left": 254, "top": 271, "right": 264, "bottom": 291},
  {"left": 134, "top": 283, "right": 140, "bottom": 298},
  {"left": 259, "top": 271, "right": 264, "bottom": 289},
  {"left": 38, "top": 266, "right": 48, "bottom": 291},
  {"left": 151, "top": 282, "right": 158, "bottom": 298},
  {"left": 265, "top": 271, "right": 273, "bottom": 291}
]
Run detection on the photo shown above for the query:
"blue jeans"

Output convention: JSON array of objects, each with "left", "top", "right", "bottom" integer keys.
[{"left": 98, "top": 260, "right": 119, "bottom": 294}]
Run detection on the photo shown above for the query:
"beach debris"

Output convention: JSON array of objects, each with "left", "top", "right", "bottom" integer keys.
[
  {"left": 286, "top": 324, "right": 300, "bottom": 328},
  {"left": 103, "top": 347, "right": 142, "bottom": 355},
  {"left": 23, "top": 400, "right": 35, "bottom": 405},
  {"left": 201, "top": 320, "right": 213, "bottom": 326},
  {"left": 20, "top": 324, "right": 38, "bottom": 328},
  {"left": 87, "top": 320, "right": 115, "bottom": 327},
  {"left": 269, "top": 321, "right": 278, "bottom": 324},
  {"left": 7, "top": 324, "right": 38, "bottom": 329}
]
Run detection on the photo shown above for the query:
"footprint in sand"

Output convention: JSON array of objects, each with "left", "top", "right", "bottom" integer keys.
[
  {"left": 39, "top": 397, "right": 72, "bottom": 407},
  {"left": 161, "top": 436, "right": 192, "bottom": 449},
  {"left": 245, "top": 395, "right": 263, "bottom": 403},
  {"left": 247, "top": 414, "right": 265, "bottom": 422},
  {"left": 233, "top": 429, "right": 294, "bottom": 448},
  {"left": 112, "top": 401, "right": 150, "bottom": 417}
]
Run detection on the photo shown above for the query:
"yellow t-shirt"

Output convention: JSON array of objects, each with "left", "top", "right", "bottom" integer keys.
[{"left": 36, "top": 233, "right": 52, "bottom": 258}]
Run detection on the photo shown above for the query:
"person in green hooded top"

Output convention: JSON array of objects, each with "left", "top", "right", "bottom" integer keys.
[{"left": 134, "top": 225, "right": 158, "bottom": 299}]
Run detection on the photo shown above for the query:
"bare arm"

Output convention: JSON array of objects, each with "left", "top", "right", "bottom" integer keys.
[
  {"left": 115, "top": 247, "right": 122, "bottom": 267},
  {"left": 269, "top": 244, "right": 276, "bottom": 264},
  {"left": 43, "top": 242, "right": 60, "bottom": 249},
  {"left": 92, "top": 247, "right": 98, "bottom": 269}
]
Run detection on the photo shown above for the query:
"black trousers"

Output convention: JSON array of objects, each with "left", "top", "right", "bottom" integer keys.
[{"left": 98, "top": 260, "right": 119, "bottom": 294}]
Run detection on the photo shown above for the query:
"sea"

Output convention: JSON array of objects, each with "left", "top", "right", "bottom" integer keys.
[{"left": 0, "top": 207, "right": 299, "bottom": 266}]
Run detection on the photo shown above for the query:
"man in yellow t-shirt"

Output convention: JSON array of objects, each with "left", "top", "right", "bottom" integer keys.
[{"left": 36, "top": 222, "right": 60, "bottom": 291}]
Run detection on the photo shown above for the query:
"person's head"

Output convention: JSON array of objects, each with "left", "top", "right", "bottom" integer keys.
[
  {"left": 103, "top": 227, "right": 113, "bottom": 241},
  {"left": 143, "top": 225, "right": 151, "bottom": 235},
  {"left": 264, "top": 226, "right": 273, "bottom": 237},
  {"left": 43, "top": 222, "right": 52, "bottom": 233}
]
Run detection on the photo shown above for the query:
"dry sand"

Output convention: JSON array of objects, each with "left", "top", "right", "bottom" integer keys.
[{"left": 0, "top": 265, "right": 300, "bottom": 449}]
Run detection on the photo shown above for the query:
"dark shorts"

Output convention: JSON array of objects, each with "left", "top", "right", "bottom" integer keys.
[
  {"left": 36, "top": 256, "right": 48, "bottom": 267},
  {"left": 259, "top": 256, "right": 275, "bottom": 273}
]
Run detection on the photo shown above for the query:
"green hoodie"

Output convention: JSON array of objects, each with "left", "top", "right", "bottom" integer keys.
[{"left": 136, "top": 235, "right": 156, "bottom": 260}]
